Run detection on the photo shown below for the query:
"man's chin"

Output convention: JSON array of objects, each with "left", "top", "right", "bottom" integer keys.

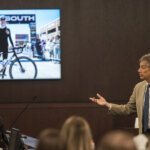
[{"left": 139, "top": 76, "right": 144, "bottom": 80}]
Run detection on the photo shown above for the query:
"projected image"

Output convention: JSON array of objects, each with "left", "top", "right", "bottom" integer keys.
[{"left": 0, "top": 9, "right": 61, "bottom": 80}]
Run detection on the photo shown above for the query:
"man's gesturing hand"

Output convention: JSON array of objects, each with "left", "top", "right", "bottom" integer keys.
[{"left": 89, "top": 93, "right": 110, "bottom": 108}]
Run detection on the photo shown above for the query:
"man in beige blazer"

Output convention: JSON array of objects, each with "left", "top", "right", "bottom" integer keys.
[{"left": 89, "top": 53, "right": 150, "bottom": 134}]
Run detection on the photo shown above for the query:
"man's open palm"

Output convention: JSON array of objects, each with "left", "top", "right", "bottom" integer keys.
[{"left": 89, "top": 93, "right": 109, "bottom": 108}]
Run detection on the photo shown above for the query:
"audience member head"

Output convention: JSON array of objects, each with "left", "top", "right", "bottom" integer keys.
[
  {"left": 55, "top": 35, "right": 60, "bottom": 40},
  {"left": 60, "top": 115, "right": 94, "bottom": 150},
  {"left": 97, "top": 130, "right": 137, "bottom": 150},
  {"left": 36, "top": 128, "right": 62, "bottom": 150}
]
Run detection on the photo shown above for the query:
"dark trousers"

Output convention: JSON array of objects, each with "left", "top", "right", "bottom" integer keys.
[
  {"left": 143, "top": 129, "right": 150, "bottom": 137},
  {"left": 0, "top": 47, "right": 8, "bottom": 60}
]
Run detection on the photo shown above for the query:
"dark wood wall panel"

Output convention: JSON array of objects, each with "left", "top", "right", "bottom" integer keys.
[
  {"left": 0, "top": 103, "right": 136, "bottom": 143},
  {"left": 0, "top": 0, "right": 149, "bottom": 103},
  {"left": 0, "top": 0, "right": 146, "bottom": 142}
]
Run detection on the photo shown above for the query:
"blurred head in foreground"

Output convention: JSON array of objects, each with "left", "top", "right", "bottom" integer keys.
[
  {"left": 36, "top": 128, "right": 63, "bottom": 150},
  {"left": 60, "top": 116, "right": 94, "bottom": 150},
  {"left": 97, "top": 130, "right": 137, "bottom": 150}
]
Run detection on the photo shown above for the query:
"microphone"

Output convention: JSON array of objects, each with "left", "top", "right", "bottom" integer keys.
[{"left": 9, "top": 96, "right": 37, "bottom": 130}]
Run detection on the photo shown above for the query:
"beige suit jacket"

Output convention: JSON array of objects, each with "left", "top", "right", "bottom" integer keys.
[{"left": 109, "top": 80, "right": 147, "bottom": 134}]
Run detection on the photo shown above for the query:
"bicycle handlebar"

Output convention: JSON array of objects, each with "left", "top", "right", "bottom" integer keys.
[
  {"left": 9, "top": 45, "right": 26, "bottom": 54},
  {"left": 13, "top": 45, "right": 26, "bottom": 50},
  {"left": 0, "top": 45, "right": 26, "bottom": 55}
]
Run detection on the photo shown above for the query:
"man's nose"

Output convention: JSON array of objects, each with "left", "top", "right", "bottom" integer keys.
[{"left": 138, "top": 68, "right": 141, "bottom": 73}]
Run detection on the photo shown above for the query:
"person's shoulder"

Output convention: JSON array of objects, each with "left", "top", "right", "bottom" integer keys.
[
  {"left": 6, "top": 27, "right": 10, "bottom": 31},
  {"left": 135, "top": 80, "right": 146, "bottom": 88}
]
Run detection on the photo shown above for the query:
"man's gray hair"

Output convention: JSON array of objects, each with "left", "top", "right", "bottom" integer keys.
[{"left": 139, "top": 53, "right": 150, "bottom": 68}]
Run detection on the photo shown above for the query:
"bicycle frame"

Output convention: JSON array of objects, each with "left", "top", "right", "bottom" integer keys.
[{"left": 0, "top": 46, "right": 26, "bottom": 78}]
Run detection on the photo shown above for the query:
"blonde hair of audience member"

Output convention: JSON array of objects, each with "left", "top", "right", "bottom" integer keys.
[
  {"left": 97, "top": 130, "right": 137, "bottom": 150},
  {"left": 60, "top": 116, "right": 94, "bottom": 150},
  {"left": 36, "top": 128, "right": 63, "bottom": 150}
]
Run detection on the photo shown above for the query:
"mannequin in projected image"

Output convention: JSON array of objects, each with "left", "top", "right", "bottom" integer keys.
[{"left": 0, "top": 16, "right": 14, "bottom": 66}]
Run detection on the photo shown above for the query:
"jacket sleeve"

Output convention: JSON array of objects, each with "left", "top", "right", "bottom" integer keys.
[
  {"left": 109, "top": 86, "right": 137, "bottom": 116},
  {"left": 7, "top": 28, "right": 14, "bottom": 47}
]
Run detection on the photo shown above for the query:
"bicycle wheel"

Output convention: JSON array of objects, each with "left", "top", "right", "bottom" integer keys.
[{"left": 9, "top": 56, "right": 37, "bottom": 79}]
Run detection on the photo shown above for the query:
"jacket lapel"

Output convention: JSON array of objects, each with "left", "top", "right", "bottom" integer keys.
[{"left": 139, "top": 81, "right": 147, "bottom": 121}]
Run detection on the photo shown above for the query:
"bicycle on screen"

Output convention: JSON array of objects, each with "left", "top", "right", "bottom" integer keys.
[{"left": 0, "top": 45, "right": 38, "bottom": 79}]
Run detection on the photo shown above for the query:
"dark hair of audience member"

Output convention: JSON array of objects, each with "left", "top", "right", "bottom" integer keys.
[
  {"left": 36, "top": 128, "right": 63, "bottom": 150},
  {"left": 97, "top": 130, "right": 137, "bottom": 150},
  {"left": 60, "top": 116, "right": 94, "bottom": 150}
]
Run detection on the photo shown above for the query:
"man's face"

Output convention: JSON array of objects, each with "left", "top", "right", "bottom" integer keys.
[
  {"left": 1, "top": 20, "right": 6, "bottom": 27},
  {"left": 138, "top": 60, "right": 150, "bottom": 80}
]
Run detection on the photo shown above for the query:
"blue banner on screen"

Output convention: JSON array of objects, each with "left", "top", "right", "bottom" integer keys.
[{"left": 0, "top": 9, "right": 61, "bottom": 80}]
